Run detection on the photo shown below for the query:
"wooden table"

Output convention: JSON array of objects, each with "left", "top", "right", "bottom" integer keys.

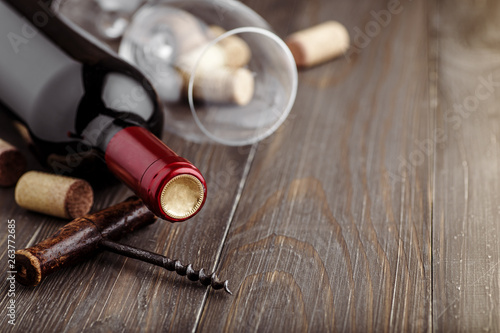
[{"left": 2, "top": 0, "right": 500, "bottom": 331}]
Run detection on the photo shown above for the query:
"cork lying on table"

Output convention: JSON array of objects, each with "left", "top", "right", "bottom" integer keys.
[
  {"left": 0, "top": 139, "right": 26, "bottom": 187},
  {"left": 15, "top": 171, "right": 94, "bottom": 219},
  {"left": 285, "top": 21, "right": 350, "bottom": 68}
]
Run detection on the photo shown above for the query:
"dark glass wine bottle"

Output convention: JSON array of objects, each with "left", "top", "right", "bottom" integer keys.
[{"left": 0, "top": 0, "right": 207, "bottom": 222}]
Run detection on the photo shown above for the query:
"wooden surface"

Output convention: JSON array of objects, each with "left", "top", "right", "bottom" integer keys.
[
  {"left": 433, "top": 0, "right": 500, "bottom": 331},
  {"left": 0, "top": 0, "right": 499, "bottom": 331}
]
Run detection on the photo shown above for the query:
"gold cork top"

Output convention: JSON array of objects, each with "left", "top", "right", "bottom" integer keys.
[{"left": 160, "top": 174, "right": 205, "bottom": 220}]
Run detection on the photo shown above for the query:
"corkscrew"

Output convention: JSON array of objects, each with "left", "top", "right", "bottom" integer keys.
[
  {"left": 15, "top": 197, "right": 231, "bottom": 294},
  {"left": 101, "top": 240, "right": 231, "bottom": 293}
]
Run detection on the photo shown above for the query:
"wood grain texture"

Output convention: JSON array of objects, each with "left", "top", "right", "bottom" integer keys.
[
  {"left": 198, "top": 0, "right": 433, "bottom": 332},
  {"left": 433, "top": 0, "right": 500, "bottom": 331},
  {"left": 4, "top": 0, "right": 500, "bottom": 331}
]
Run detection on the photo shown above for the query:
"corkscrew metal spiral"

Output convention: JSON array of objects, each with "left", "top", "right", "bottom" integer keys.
[{"left": 100, "top": 239, "right": 232, "bottom": 294}]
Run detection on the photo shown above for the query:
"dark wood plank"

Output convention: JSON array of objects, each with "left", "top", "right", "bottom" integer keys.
[
  {"left": 197, "top": 0, "right": 433, "bottom": 332},
  {"left": 433, "top": 1, "right": 500, "bottom": 331},
  {"left": 0, "top": 106, "right": 251, "bottom": 331}
]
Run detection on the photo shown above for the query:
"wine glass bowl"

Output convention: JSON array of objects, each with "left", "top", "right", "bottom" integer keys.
[
  {"left": 53, "top": 0, "right": 298, "bottom": 145},
  {"left": 186, "top": 27, "right": 297, "bottom": 145}
]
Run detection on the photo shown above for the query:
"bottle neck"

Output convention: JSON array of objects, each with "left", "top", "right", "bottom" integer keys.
[{"left": 105, "top": 126, "right": 207, "bottom": 222}]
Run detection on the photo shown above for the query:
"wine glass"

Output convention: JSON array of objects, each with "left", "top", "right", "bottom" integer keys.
[{"left": 53, "top": 0, "right": 298, "bottom": 146}]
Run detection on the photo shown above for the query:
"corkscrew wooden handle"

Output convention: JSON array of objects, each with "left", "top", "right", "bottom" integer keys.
[{"left": 15, "top": 197, "right": 156, "bottom": 286}]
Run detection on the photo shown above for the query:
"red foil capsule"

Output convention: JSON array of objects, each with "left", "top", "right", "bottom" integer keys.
[{"left": 104, "top": 126, "right": 206, "bottom": 222}]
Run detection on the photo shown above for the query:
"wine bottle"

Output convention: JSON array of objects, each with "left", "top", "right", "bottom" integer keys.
[{"left": 0, "top": 0, "right": 207, "bottom": 222}]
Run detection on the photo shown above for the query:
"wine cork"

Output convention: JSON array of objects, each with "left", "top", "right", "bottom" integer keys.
[
  {"left": 13, "top": 121, "right": 33, "bottom": 145},
  {"left": 209, "top": 26, "right": 252, "bottom": 68},
  {"left": 15, "top": 171, "right": 94, "bottom": 219},
  {"left": 160, "top": 8, "right": 210, "bottom": 56},
  {"left": 177, "top": 43, "right": 227, "bottom": 73},
  {"left": 0, "top": 139, "right": 26, "bottom": 187},
  {"left": 176, "top": 44, "right": 255, "bottom": 105},
  {"left": 181, "top": 67, "right": 255, "bottom": 106},
  {"left": 285, "top": 21, "right": 350, "bottom": 68}
]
